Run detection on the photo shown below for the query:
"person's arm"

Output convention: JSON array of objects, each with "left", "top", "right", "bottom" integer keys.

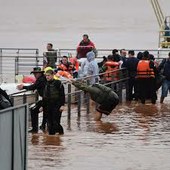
[
  {"left": 158, "top": 59, "right": 166, "bottom": 72},
  {"left": 149, "top": 60, "right": 158, "bottom": 75}
]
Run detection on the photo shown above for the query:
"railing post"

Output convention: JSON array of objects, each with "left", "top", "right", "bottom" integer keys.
[
  {"left": 77, "top": 91, "right": 81, "bottom": 117},
  {"left": 15, "top": 56, "right": 19, "bottom": 76},
  {"left": 67, "top": 84, "right": 71, "bottom": 121},
  {"left": 118, "top": 82, "right": 123, "bottom": 103},
  {"left": 86, "top": 93, "right": 90, "bottom": 114},
  {"left": 23, "top": 93, "right": 27, "bottom": 104}
]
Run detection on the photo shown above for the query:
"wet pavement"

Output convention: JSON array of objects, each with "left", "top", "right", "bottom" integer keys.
[{"left": 28, "top": 96, "right": 170, "bottom": 170}]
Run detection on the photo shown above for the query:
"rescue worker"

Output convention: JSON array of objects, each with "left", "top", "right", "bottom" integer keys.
[
  {"left": 135, "top": 51, "right": 157, "bottom": 104},
  {"left": 17, "top": 67, "right": 47, "bottom": 133},
  {"left": 71, "top": 80, "right": 119, "bottom": 121},
  {"left": 100, "top": 55, "right": 120, "bottom": 82},
  {"left": 43, "top": 69, "right": 65, "bottom": 135}
]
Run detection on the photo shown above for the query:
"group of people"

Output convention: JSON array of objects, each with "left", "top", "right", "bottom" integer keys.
[
  {"left": 99, "top": 49, "right": 170, "bottom": 104},
  {"left": 1, "top": 34, "right": 170, "bottom": 135},
  {"left": 17, "top": 67, "right": 65, "bottom": 135}
]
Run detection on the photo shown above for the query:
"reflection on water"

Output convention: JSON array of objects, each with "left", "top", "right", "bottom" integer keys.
[{"left": 28, "top": 100, "right": 170, "bottom": 170}]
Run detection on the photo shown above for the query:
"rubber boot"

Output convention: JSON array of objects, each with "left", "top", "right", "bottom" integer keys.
[
  {"left": 160, "top": 96, "right": 164, "bottom": 103},
  {"left": 29, "top": 108, "right": 39, "bottom": 133}
]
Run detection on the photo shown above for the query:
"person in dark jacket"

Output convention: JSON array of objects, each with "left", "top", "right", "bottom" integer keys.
[
  {"left": 0, "top": 87, "right": 13, "bottom": 110},
  {"left": 71, "top": 80, "right": 119, "bottom": 121},
  {"left": 122, "top": 50, "right": 139, "bottom": 101},
  {"left": 17, "top": 67, "right": 47, "bottom": 133},
  {"left": 158, "top": 52, "right": 170, "bottom": 103},
  {"left": 43, "top": 69, "right": 65, "bottom": 135}
]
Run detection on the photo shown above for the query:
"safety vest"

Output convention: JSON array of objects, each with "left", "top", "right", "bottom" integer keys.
[
  {"left": 69, "top": 57, "right": 79, "bottom": 71},
  {"left": 136, "top": 60, "right": 155, "bottom": 78},
  {"left": 103, "top": 61, "right": 120, "bottom": 81},
  {"left": 56, "top": 70, "right": 73, "bottom": 79},
  {"left": 58, "top": 62, "right": 74, "bottom": 73}
]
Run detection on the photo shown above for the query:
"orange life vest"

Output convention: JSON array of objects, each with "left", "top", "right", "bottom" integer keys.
[
  {"left": 136, "top": 60, "right": 155, "bottom": 78},
  {"left": 56, "top": 70, "right": 73, "bottom": 79},
  {"left": 103, "top": 61, "right": 120, "bottom": 81},
  {"left": 69, "top": 57, "right": 79, "bottom": 71}
]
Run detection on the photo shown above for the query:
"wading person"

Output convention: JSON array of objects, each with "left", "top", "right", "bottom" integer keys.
[
  {"left": 17, "top": 67, "right": 47, "bottom": 133},
  {"left": 135, "top": 51, "right": 157, "bottom": 104},
  {"left": 158, "top": 52, "right": 170, "bottom": 103},
  {"left": 71, "top": 80, "right": 119, "bottom": 121},
  {"left": 43, "top": 70, "right": 65, "bottom": 135}
]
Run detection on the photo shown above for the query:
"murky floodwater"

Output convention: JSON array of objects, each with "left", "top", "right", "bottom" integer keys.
[{"left": 28, "top": 94, "right": 170, "bottom": 170}]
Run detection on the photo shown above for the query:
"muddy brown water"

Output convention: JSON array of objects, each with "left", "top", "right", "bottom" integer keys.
[{"left": 28, "top": 96, "right": 170, "bottom": 170}]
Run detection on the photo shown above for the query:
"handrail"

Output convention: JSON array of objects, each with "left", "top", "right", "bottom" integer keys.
[
  {"left": 0, "top": 47, "right": 39, "bottom": 56},
  {"left": 150, "top": 0, "right": 164, "bottom": 28}
]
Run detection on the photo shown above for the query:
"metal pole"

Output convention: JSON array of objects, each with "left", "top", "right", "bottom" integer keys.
[{"left": 67, "top": 84, "right": 71, "bottom": 120}]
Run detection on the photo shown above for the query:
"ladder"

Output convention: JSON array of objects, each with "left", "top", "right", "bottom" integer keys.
[
  {"left": 150, "top": 0, "right": 170, "bottom": 48},
  {"left": 150, "top": 0, "right": 164, "bottom": 28}
]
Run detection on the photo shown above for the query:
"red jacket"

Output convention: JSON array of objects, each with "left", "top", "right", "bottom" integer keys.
[{"left": 76, "top": 40, "right": 95, "bottom": 58}]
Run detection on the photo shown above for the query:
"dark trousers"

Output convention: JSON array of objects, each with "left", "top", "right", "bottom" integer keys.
[
  {"left": 137, "top": 78, "right": 157, "bottom": 104},
  {"left": 127, "top": 77, "right": 138, "bottom": 101},
  {"left": 47, "top": 106, "right": 64, "bottom": 135},
  {"left": 30, "top": 100, "right": 47, "bottom": 131}
]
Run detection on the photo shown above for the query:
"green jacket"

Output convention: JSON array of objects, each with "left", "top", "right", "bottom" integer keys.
[{"left": 72, "top": 81, "right": 119, "bottom": 105}]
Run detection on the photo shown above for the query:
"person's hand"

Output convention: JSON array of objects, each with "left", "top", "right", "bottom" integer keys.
[
  {"left": 59, "top": 106, "right": 65, "bottom": 112},
  {"left": 17, "top": 84, "right": 24, "bottom": 90}
]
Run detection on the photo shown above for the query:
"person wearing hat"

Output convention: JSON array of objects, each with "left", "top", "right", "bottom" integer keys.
[{"left": 17, "top": 67, "right": 47, "bottom": 133}]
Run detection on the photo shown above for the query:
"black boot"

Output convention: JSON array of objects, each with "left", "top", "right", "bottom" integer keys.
[
  {"left": 160, "top": 96, "right": 164, "bottom": 103},
  {"left": 30, "top": 107, "right": 39, "bottom": 133}
]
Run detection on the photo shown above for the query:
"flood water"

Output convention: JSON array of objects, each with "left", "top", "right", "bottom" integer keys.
[{"left": 28, "top": 94, "right": 170, "bottom": 170}]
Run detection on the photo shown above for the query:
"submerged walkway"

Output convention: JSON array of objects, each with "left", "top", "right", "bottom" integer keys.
[{"left": 28, "top": 92, "right": 170, "bottom": 170}]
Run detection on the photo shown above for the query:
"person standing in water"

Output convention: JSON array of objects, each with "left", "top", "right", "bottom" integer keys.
[{"left": 43, "top": 69, "right": 65, "bottom": 135}]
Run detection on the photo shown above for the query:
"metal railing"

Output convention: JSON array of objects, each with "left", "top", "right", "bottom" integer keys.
[
  {"left": 0, "top": 104, "right": 28, "bottom": 170},
  {"left": 0, "top": 48, "right": 169, "bottom": 83}
]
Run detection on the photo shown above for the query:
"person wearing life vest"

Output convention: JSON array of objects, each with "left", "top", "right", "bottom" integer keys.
[
  {"left": 57, "top": 56, "right": 78, "bottom": 78},
  {"left": 101, "top": 55, "right": 120, "bottom": 82},
  {"left": 136, "top": 51, "right": 157, "bottom": 104},
  {"left": 69, "top": 56, "right": 79, "bottom": 71},
  {"left": 71, "top": 80, "right": 119, "bottom": 121}
]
